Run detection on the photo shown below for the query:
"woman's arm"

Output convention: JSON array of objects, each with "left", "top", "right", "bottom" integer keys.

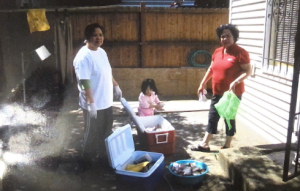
[
  {"left": 112, "top": 77, "right": 118, "bottom": 86},
  {"left": 84, "top": 88, "right": 94, "bottom": 104},
  {"left": 80, "top": 80, "right": 94, "bottom": 104},
  {"left": 229, "top": 63, "right": 252, "bottom": 91},
  {"left": 197, "top": 63, "right": 213, "bottom": 97}
]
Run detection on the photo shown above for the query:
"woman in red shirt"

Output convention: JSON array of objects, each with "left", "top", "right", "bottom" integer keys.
[{"left": 191, "top": 24, "right": 252, "bottom": 152}]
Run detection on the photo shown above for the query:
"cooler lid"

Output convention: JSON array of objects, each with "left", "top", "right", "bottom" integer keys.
[{"left": 105, "top": 124, "right": 135, "bottom": 169}]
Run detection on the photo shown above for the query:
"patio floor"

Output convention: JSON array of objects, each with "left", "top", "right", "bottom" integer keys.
[{"left": 1, "top": 83, "right": 300, "bottom": 191}]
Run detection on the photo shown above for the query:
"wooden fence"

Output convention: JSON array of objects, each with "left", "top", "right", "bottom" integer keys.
[
  {"left": 70, "top": 5, "right": 229, "bottom": 68},
  {"left": 0, "top": 5, "right": 228, "bottom": 93}
]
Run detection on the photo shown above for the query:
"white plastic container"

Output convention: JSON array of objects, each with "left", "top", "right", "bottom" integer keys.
[{"left": 105, "top": 124, "right": 165, "bottom": 191}]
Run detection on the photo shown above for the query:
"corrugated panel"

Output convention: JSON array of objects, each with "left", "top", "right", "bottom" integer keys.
[
  {"left": 231, "top": 10, "right": 266, "bottom": 19},
  {"left": 231, "top": 0, "right": 266, "bottom": 7},
  {"left": 242, "top": 85, "right": 290, "bottom": 112},
  {"left": 250, "top": 74, "right": 292, "bottom": 92},
  {"left": 232, "top": 18, "right": 265, "bottom": 25},
  {"left": 237, "top": 106, "right": 288, "bottom": 143},
  {"left": 231, "top": 2, "right": 266, "bottom": 13},
  {"left": 240, "top": 99, "right": 288, "bottom": 132},
  {"left": 237, "top": 25, "right": 265, "bottom": 32},
  {"left": 249, "top": 53, "right": 263, "bottom": 62},
  {"left": 242, "top": 93, "right": 290, "bottom": 119},
  {"left": 229, "top": 0, "right": 293, "bottom": 144},
  {"left": 239, "top": 32, "right": 264, "bottom": 40},
  {"left": 229, "top": 0, "right": 267, "bottom": 70},
  {"left": 238, "top": 39, "right": 264, "bottom": 47},
  {"left": 238, "top": 44, "right": 263, "bottom": 55},
  {"left": 245, "top": 81, "right": 291, "bottom": 104}
]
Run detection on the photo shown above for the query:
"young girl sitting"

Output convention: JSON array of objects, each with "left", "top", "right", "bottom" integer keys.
[{"left": 138, "top": 79, "right": 164, "bottom": 116}]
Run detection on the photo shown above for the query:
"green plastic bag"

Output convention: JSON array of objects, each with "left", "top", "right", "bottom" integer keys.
[{"left": 215, "top": 91, "right": 240, "bottom": 130}]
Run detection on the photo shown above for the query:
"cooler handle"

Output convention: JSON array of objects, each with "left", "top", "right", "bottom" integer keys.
[{"left": 155, "top": 133, "right": 169, "bottom": 144}]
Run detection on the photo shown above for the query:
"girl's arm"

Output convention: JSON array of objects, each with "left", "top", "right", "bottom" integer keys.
[
  {"left": 152, "top": 94, "right": 163, "bottom": 110},
  {"left": 154, "top": 94, "right": 160, "bottom": 104}
]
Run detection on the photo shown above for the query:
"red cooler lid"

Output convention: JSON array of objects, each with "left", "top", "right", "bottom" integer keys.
[{"left": 105, "top": 124, "right": 135, "bottom": 169}]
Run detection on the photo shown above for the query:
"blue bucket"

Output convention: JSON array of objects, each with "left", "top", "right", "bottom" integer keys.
[{"left": 168, "top": 160, "right": 209, "bottom": 185}]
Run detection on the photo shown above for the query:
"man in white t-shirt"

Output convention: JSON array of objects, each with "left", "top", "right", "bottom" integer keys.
[{"left": 73, "top": 23, "right": 122, "bottom": 165}]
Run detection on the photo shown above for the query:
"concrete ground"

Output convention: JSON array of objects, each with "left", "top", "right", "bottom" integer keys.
[{"left": 1, "top": 84, "right": 300, "bottom": 191}]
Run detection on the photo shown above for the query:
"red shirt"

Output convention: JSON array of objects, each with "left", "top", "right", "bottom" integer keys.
[{"left": 211, "top": 44, "right": 250, "bottom": 96}]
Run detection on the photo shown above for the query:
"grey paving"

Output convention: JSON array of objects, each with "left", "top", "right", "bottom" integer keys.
[{"left": 1, "top": 84, "right": 300, "bottom": 191}]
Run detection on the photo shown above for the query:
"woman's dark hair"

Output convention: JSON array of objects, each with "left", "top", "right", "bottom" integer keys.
[
  {"left": 84, "top": 23, "right": 105, "bottom": 41},
  {"left": 216, "top": 24, "right": 239, "bottom": 43},
  {"left": 141, "top": 79, "right": 159, "bottom": 95}
]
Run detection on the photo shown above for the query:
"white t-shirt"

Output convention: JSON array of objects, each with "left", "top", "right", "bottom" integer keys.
[{"left": 73, "top": 46, "right": 113, "bottom": 110}]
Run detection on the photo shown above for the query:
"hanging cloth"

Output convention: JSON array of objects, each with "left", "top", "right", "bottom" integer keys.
[
  {"left": 54, "top": 14, "right": 73, "bottom": 84},
  {"left": 27, "top": 9, "right": 50, "bottom": 33}
]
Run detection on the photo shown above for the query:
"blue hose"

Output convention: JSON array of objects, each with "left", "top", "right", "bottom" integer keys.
[{"left": 187, "top": 50, "right": 212, "bottom": 68}]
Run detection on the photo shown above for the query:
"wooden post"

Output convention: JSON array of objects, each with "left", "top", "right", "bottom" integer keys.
[{"left": 139, "top": 2, "right": 146, "bottom": 68}]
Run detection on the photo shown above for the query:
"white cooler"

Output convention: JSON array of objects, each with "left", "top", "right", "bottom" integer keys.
[{"left": 105, "top": 124, "right": 165, "bottom": 191}]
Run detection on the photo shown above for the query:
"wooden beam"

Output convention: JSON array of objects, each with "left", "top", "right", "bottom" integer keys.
[{"left": 139, "top": 2, "right": 146, "bottom": 68}]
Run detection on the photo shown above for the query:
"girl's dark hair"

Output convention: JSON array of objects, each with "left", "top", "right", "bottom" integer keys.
[
  {"left": 216, "top": 24, "right": 239, "bottom": 43},
  {"left": 84, "top": 23, "right": 105, "bottom": 41},
  {"left": 141, "top": 79, "right": 159, "bottom": 95}
]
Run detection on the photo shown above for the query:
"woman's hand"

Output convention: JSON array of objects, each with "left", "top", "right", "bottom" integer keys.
[
  {"left": 88, "top": 103, "right": 97, "bottom": 118},
  {"left": 229, "top": 80, "right": 240, "bottom": 92},
  {"left": 113, "top": 85, "right": 122, "bottom": 100},
  {"left": 197, "top": 84, "right": 205, "bottom": 98}
]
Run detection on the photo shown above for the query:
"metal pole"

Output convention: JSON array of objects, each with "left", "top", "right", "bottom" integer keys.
[
  {"left": 21, "top": 52, "right": 26, "bottom": 103},
  {"left": 283, "top": 0, "right": 300, "bottom": 181}
]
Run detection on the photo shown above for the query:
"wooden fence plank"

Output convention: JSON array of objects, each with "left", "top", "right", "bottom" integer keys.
[
  {"left": 67, "top": 8, "right": 228, "bottom": 68},
  {"left": 183, "top": 13, "right": 191, "bottom": 41},
  {"left": 177, "top": 13, "right": 184, "bottom": 41},
  {"left": 202, "top": 14, "right": 210, "bottom": 41},
  {"left": 190, "top": 12, "right": 197, "bottom": 41},
  {"left": 196, "top": 14, "right": 203, "bottom": 41},
  {"left": 169, "top": 13, "right": 177, "bottom": 41}
]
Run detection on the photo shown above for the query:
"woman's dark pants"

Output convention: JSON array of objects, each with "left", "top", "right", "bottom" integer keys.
[{"left": 206, "top": 95, "right": 241, "bottom": 136}]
